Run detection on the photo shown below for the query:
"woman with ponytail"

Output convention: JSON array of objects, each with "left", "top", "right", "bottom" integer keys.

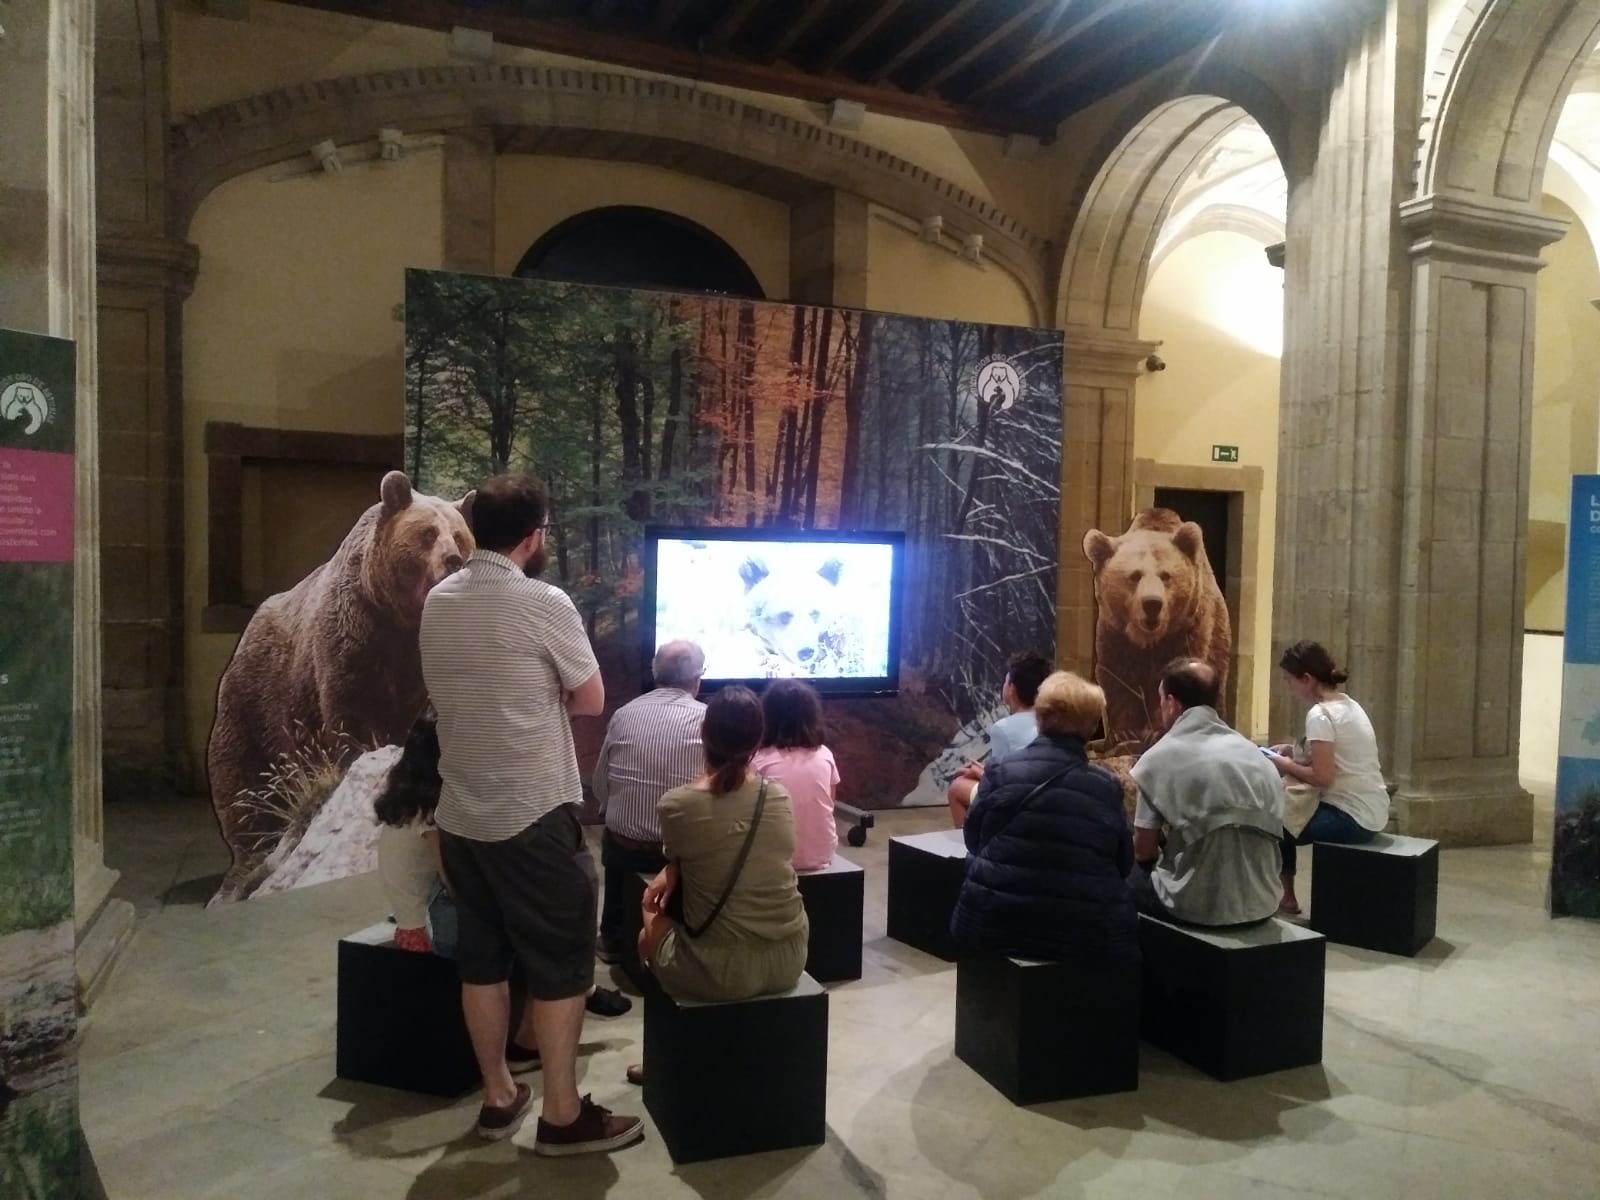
[
  {"left": 1265, "top": 641, "right": 1390, "bottom": 914},
  {"left": 637, "top": 685, "right": 809, "bottom": 1005}
]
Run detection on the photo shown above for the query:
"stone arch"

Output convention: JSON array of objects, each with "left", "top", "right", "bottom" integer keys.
[
  {"left": 1148, "top": 203, "right": 1286, "bottom": 277},
  {"left": 1420, "top": 0, "right": 1600, "bottom": 205},
  {"left": 169, "top": 63, "right": 1048, "bottom": 313},
  {"left": 515, "top": 205, "right": 766, "bottom": 298}
]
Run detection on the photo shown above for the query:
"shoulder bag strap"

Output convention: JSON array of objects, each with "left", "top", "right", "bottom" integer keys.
[
  {"left": 978, "top": 763, "right": 1076, "bottom": 843},
  {"left": 681, "top": 778, "right": 768, "bottom": 939}
]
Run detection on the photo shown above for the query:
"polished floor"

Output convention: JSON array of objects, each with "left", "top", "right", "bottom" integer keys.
[{"left": 82, "top": 792, "right": 1600, "bottom": 1200}]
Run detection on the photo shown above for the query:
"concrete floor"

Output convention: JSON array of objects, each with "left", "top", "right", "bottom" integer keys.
[{"left": 81, "top": 793, "right": 1600, "bottom": 1200}]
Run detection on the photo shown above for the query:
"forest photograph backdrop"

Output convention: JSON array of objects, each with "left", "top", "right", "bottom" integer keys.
[{"left": 404, "top": 270, "right": 1065, "bottom": 808}]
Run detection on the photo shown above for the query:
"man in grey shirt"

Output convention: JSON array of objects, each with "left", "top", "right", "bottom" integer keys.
[
  {"left": 1129, "top": 658, "right": 1284, "bottom": 926},
  {"left": 592, "top": 640, "right": 707, "bottom": 963}
]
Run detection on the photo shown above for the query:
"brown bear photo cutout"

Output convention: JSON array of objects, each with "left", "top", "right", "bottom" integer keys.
[
  {"left": 206, "top": 470, "right": 474, "bottom": 903},
  {"left": 1082, "top": 508, "right": 1232, "bottom": 755}
]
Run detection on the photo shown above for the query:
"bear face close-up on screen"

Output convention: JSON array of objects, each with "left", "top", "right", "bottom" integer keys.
[
  {"left": 1082, "top": 508, "right": 1232, "bottom": 753},
  {"left": 738, "top": 555, "right": 845, "bottom": 669},
  {"left": 205, "top": 470, "right": 474, "bottom": 902}
]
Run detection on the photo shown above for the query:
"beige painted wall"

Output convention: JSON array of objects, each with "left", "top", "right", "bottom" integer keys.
[
  {"left": 865, "top": 208, "right": 1037, "bottom": 326},
  {"left": 494, "top": 156, "right": 790, "bottom": 298},
  {"left": 182, "top": 150, "right": 443, "bottom": 771},
  {"left": 1528, "top": 196, "right": 1600, "bottom": 632},
  {"left": 1136, "top": 230, "right": 1283, "bottom": 739}
]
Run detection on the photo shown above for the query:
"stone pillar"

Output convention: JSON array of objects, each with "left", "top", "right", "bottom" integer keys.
[
  {"left": 1388, "top": 195, "right": 1565, "bottom": 844},
  {"left": 789, "top": 189, "right": 869, "bottom": 308},
  {"left": 442, "top": 128, "right": 496, "bottom": 274},
  {"left": 1057, "top": 330, "right": 1160, "bottom": 676}
]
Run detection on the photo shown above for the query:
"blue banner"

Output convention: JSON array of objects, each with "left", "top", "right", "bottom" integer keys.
[{"left": 1552, "top": 475, "right": 1600, "bottom": 918}]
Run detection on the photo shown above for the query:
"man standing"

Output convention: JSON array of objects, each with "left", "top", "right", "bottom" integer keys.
[
  {"left": 1128, "top": 658, "right": 1284, "bottom": 926},
  {"left": 948, "top": 651, "right": 1052, "bottom": 827},
  {"left": 420, "top": 473, "right": 642, "bottom": 1154},
  {"left": 593, "top": 640, "right": 707, "bottom": 964}
]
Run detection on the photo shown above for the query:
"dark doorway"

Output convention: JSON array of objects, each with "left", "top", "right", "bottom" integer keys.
[
  {"left": 513, "top": 206, "right": 766, "bottom": 299},
  {"left": 1154, "top": 486, "right": 1242, "bottom": 713}
]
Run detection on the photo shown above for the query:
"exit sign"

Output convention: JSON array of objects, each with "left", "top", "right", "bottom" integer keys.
[{"left": 1212, "top": 444, "right": 1240, "bottom": 463}]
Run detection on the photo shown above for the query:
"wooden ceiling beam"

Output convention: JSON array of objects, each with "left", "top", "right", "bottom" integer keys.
[
  {"left": 968, "top": 0, "right": 1145, "bottom": 101},
  {"left": 868, "top": 0, "right": 987, "bottom": 84},
  {"left": 918, "top": 0, "right": 1056, "bottom": 94},
  {"left": 649, "top": 0, "right": 695, "bottom": 37},
  {"left": 709, "top": 0, "right": 762, "bottom": 45},
  {"left": 815, "top": 0, "right": 909, "bottom": 73},
  {"left": 768, "top": 0, "right": 835, "bottom": 62},
  {"left": 1015, "top": 20, "right": 1175, "bottom": 107},
  {"left": 272, "top": 0, "right": 1051, "bottom": 138}
]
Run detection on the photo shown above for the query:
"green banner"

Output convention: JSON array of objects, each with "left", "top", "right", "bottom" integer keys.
[{"left": 0, "top": 326, "right": 80, "bottom": 1199}]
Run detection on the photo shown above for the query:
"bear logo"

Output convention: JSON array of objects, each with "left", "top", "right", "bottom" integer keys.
[
  {"left": 1082, "top": 508, "right": 1232, "bottom": 753},
  {"left": 206, "top": 470, "right": 474, "bottom": 902},
  {"left": 739, "top": 554, "right": 844, "bottom": 668}
]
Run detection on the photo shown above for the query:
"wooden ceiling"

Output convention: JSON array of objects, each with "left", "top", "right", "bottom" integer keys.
[{"left": 276, "top": 0, "right": 1235, "bottom": 138}]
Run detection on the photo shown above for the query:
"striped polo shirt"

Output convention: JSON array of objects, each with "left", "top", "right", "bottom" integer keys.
[
  {"left": 592, "top": 688, "right": 706, "bottom": 842},
  {"left": 419, "top": 551, "right": 600, "bottom": 842}
]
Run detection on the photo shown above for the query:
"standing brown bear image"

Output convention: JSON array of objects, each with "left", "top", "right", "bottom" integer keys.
[
  {"left": 206, "top": 470, "right": 474, "bottom": 901},
  {"left": 1082, "top": 508, "right": 1232, "bottom": 753}
]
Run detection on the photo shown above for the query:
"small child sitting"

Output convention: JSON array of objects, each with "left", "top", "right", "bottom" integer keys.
[
  {"left": 751, "top": 679, "right": 839, "bottom": 872},
  {"left": 373, "top": 712, "right": 455, "bottom": 955}
]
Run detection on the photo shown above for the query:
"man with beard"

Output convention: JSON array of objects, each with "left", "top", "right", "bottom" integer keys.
[{"left": 420, "top": 473, "right": 643, "bottom": 1156}]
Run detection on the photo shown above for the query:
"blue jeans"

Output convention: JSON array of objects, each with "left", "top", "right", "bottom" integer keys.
[
  {"left": 1281, "top": 803, "right": 1376, "bottom": 876},
  {"left": 426, "top": 882, "right": 459, "bottom": 960}
]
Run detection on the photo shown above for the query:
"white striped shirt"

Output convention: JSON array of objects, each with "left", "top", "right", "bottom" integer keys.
[
  {"left": 419, "top": 551, "right": 600, "bottom": 841},
  {"left": 593, "top": 688, "right": 706, "bottom": 842}
]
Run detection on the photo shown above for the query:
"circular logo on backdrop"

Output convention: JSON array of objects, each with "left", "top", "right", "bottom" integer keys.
[
  {"left": 974, "top": 357, "right": 1022, "bottom": 412},
  {"left": 0, "top": 376, "right": 55, "bottom": 437}
]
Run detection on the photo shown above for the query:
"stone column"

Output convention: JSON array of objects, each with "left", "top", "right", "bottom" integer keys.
[
  {"left": 788, "top": 189, "right": 869, "bottom": 308},
  {"left": 1388, "top": 195, "right": 1565, "bottom": 843},
  {"left": 442, "top": 128, "right": 496, "bottom": 274},
  {"left": 1057, "top": 330, "right": 1160, "bottom": 676}
]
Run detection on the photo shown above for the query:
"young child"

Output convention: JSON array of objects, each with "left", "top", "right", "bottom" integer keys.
[{"left": 751, "top": 679, "right": 839, "bottom": 872}]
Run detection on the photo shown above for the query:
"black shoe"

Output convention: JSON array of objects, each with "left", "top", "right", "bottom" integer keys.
[{"left": 585, "top": 987, "right": 632, "bottom": 1018}]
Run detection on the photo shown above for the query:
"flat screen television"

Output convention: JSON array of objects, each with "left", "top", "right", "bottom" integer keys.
[{"left": 641, "top": 526, "right": 905, "bottom": 697}]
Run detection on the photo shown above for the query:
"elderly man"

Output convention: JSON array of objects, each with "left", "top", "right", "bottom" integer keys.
[
  {"left": 593, "top": 640, "right": 707, "bottom": 964},
  {"left": 1128, "top": 658, "right": 1284, "bottom": 926}
]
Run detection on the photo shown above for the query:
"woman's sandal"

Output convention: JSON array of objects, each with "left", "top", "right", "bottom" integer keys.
[{"left": 625, "top": 1064, "right": 645, "bottom": 1086}]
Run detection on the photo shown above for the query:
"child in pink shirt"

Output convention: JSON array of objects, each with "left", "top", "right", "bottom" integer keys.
[{"left": 751, "top": 679, "right": 839, "bottom": 872}]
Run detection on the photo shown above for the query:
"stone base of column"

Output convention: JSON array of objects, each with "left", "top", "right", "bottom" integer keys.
[{"left": 1393, "top": 786, "right": 1534, "bottom": 847}]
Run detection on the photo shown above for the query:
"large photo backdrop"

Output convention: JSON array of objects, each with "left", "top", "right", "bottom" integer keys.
[{"left": 404, "top": 269, "right": 1065, "bottom": 812}]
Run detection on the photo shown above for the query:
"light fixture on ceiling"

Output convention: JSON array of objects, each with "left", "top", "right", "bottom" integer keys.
[
  {"left": 962, "top": 233, "right": 984, "bottom": 264},
  {"left": 378, "top": 129, "right": 405, "bottom": 162},
  {"left": 921, "top": 215, "right": 944, "bottom": 243},
  {"left": 310, "top": 139, "right": 342, "bottom": 174}
]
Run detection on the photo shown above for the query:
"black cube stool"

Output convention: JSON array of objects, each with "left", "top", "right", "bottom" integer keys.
[
  {"left": 643, "top": 974, "right": 828, "bottom": 1163},
  {"left": 886, "top": 829, "right": 968, "bottom": 962},
  {"left": 1311, "top": 834, "right": 1439, "bottom": 956},
  {"left": 955, "top": 955, "right": 1140, "bottom": 1104},
  {"left": 1138, "top": 914, "right": 1325, "bottom": 1081},
  {"left": 796, "top": 855, "right": 865, "bottom": 982},
  {"left": 336, "top": 923, "right": 478, "bottom": 1097}
]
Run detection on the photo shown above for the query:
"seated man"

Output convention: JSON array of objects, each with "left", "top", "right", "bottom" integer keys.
[
  {"left": 593, "top": 639, "right": 707, "bottom": 964},
  {"left": 948, "top": 651, "right": 1051, "bottom": 828},
  {"left": 1128, "top": 658, "right": 1283, "bottom": 926}
]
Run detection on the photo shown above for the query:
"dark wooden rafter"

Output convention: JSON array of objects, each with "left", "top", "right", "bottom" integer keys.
[
  {"left": 709, "top": 0, "right": 763, "bottom": 45},
  {"left": 1016, "top": 15, "right": 1176, "bottom": 107},
  {"left": 816, "top": 0, "right": 911, "bottom": 73},
  {"left": 868, "top": 0, "right": 987, "bottom": 84},
  {"left": 918, "top": 0, "right": 1057, "bottom": 94},
  {"left": 650, "top": 0, "right": 695, "bottom": 36},
  {"left": 769, "top": 0, "right": 836, "bottom": 62},
  {"left": 968, "top": 0, "right": 1145, "bottom": 100}
]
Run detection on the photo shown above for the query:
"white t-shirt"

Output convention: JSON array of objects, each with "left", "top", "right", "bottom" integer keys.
[
  {"left": 377, "top": 819, "right": 437, "bottom": 930},
  {"left": 1305, "top": 696, "right": 1389, "bottom": 831},
  {"left": 987, "top": 710, "right": 1037, "bottom": 764}
]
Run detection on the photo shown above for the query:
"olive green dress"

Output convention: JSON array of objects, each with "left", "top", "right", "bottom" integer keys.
[{"left": 652, "top": 775, "right": 810, "bottom": 1003}]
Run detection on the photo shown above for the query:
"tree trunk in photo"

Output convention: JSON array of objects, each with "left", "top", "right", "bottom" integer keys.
[
  {"left": 737, "top": 301, "right": 759, "bottom": 524},
  {"left": 660, "top": 345, "right": 683, "bottom": 481},
  {"left": 838, "top": 312, "right": 873, "bottom": 528},
  {"left": 490, "top": 307, "right": 517, "bottom": 472},
  {"left": 409, "top": 343, "right": 429, "bottom": 481},
  {"left": 641, "top": 322, "right": 656, "bottom": 491},
  {"left": 802, "top": 307, "right": 836, "bottom": 528},
  {"left": 613, "top": 325, "right": 647, "bottom": 520}
]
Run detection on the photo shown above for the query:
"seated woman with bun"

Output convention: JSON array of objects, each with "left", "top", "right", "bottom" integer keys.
[
  {"left": 950, "top": 671, "right": 1139, "bottom": 965},
  {"left": 1265, "top": 640, "right": 1390, "bottom": 915}
]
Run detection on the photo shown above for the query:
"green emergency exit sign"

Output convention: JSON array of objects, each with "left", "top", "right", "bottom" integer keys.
[{"left": 1212, "top": 444, "right": 1240, "bottom": 463}]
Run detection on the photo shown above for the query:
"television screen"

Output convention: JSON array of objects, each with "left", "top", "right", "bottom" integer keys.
[{"left": 642, "top": 526, "right": 905, "bottom": 696}]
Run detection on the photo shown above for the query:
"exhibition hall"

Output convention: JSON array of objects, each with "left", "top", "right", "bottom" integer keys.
[{"left": 3, "top": 0, "right": 1600, "bottom": 1196}]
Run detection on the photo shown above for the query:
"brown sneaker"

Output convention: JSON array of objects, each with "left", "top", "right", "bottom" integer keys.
[
  {"left": 533, "top": 1094, "right": 645, "bottom": 1157},
  {"left": 475, "top": 1082, "right": 532, "bottom": 1141}
]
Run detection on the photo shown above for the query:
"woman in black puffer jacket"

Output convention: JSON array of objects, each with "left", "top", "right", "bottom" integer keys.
[{"left": 950, "top": 670, "right": 1139, "bottom": 964}]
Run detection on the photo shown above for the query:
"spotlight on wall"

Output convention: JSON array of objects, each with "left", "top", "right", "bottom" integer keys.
[
  {"left": 920, "top": 215, "right": 944, "bottom": 243},
  {"left": 1144, "top": 353, "right": 1167, "bottom": 373},
  {"left": 961, "top": 233, "right": 984, "bottom": 264},
  {"left": 827, "top": 99, "right": 867, "bottom": 131},
  {"left": 449, "top": 25, "right": 495, "bottom": 62},
  {"left": 310, "top": 139, "right": 342, "bottom": 174},
  {"left": 378, "top": 128, "right": 405, "bottom": 162}
]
